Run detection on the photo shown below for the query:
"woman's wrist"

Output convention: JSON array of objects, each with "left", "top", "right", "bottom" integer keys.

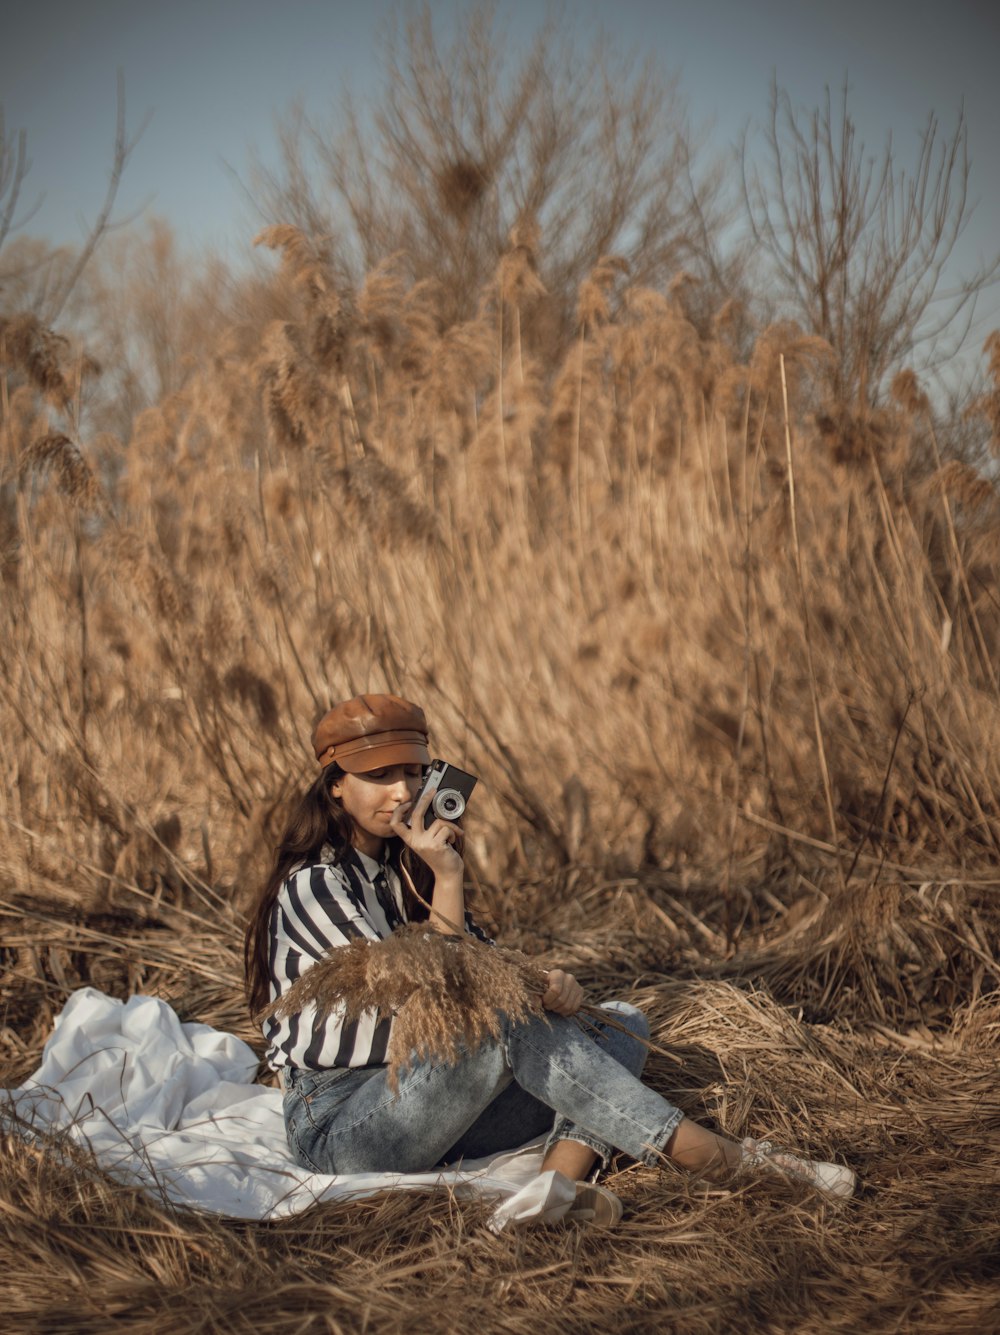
[
  {"left": 431, "top": 867, "right": 465, "bottom": 903},
  {"left": 429, "top": 867, "right": 466, "bottom": 932}
]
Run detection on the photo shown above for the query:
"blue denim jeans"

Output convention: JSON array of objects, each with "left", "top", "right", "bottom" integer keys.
[{"left": 282, "top": 1002, "right": 684, "bottom": 1176}]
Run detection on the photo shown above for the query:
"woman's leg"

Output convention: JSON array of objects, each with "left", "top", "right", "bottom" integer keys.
[
  {"left": 442, "top": 1001, "right": 650, "bottom": 1171},
  {"left": 540, "top": 1001, "right": 650, "bottom": 1179},
  {"left": 438, "top": 1081, "right": 557, "bottom": 1163},
  {"left": 283, "top": 1041, "right": 514, "bottom": 1175},
  {"left": 504, "top": 1003, "right": 744, "bottom": 1180},
  {"left": 501, "top": 1003, "right": 686, "bottom": 1168},
  {"left": 664, "top": 1117, "right": 744, "bottom": 1178},
  {"left": 284, "top": 1004, "right": 732, "bottom": 1179}
]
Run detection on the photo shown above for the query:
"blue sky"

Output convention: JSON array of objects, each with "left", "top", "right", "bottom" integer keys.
[{"left": 2, "top": 0, "right": 999, "bottom": 353}]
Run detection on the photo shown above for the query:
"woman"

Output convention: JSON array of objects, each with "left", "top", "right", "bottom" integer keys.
[{"left": 245, "top": 693, "right": 855, "bottom": 1222}]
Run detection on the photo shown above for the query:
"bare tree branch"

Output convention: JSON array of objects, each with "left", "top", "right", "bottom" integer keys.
[
  {"left": 0, "top": 113, "right": 35, "bottom": 253},
  {"left": 249, "top": 2, "right": 728, "bottom": 338},
  {"left": 743, "top": 78, "right": 1000, "bottom": 407},
  {"left": 46, "top": 71, "right": 150, "bottom": 323}
]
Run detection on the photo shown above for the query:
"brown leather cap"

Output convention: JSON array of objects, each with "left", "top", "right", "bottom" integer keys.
[{"left": 312, "top": 693, "right": 430, "bottom": 773}]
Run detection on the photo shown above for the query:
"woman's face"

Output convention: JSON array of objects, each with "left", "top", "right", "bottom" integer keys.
[{"left": 331, "top": 763, "right": 423, "bottom": 856}]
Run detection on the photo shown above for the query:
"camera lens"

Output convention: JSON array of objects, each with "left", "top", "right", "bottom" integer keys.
[{"left": 433, "top": 788, "right": 465, "bottom": 820}]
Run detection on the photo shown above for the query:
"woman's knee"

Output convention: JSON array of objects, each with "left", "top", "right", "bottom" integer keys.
[
  {"left": 594, "top": 1000, "right": 650, "bottom": 1076},
  {"left": 599, "top": 1000, "right": 650, "bottom": 1042}
]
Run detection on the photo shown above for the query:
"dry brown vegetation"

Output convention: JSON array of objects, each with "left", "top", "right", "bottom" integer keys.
[
  {"left": 2, "top": 14, "right": 1000, "bottom": 1328},
  {"left": 2, "top": 215, "right": 998, "bottom": 1332}
]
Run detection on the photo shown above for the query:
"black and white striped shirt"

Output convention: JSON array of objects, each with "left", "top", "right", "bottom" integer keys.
[{"left": 263, "top": 844, "right": 490, "bottom": 1072}]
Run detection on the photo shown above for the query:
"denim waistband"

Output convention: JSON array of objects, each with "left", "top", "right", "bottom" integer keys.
[{"left": 284, "top": 1063, "right": 382, "bottom": 1086}]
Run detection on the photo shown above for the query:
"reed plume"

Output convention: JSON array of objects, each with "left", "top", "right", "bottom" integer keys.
[
  {"left": 258, "top": 925, "right": 547, "bottom": 1089},
  {"left": 1, "top": 313, "right": 70, "bottom": 407},
  {"left": 19, "top": 432, "right": 104, "bottom": 512}
]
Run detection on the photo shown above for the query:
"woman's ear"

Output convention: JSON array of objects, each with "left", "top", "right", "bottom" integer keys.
[{"left": 330, "top": 775, "right": 344, "bottom": 799}]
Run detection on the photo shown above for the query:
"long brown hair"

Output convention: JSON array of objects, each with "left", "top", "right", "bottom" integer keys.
[{"left": 243, "top": 764, "right": 432, "bottom": 1016}]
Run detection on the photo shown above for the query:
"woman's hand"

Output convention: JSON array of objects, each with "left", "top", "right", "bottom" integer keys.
[
  {"left": 540, "top": 968, "right": 585, "bottom": 1016},
  {"left": 388, "top": 786, "right": 464, "bottom": 877}
]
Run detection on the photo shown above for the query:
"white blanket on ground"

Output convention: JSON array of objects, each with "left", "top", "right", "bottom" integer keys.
[{"left": 4, "top": 988, "right": 576, "bottom": 1229}]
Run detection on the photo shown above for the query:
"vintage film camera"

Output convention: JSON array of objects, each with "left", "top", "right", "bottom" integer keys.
[{"left": 406, "top": 759, "right": 478, "bottom": 829}]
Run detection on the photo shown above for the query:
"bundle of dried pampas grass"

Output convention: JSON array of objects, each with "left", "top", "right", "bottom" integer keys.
[{"left": 257, "top": 925, "right": 550, "bottom": 1088}]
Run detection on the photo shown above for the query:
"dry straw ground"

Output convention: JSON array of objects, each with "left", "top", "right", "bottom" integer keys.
[{"left": 1, "top": 219, "right": 999, "bottom": 1333}]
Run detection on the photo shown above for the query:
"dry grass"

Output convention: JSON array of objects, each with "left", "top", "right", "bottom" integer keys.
[
  {"left": 2, "top": 885, "right": 998, "bottom": 1334},
  {"left": 2, "top": 219, "right": 999, "bottom": 1331}
]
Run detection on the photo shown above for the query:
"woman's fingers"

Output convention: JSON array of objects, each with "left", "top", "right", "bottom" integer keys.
[
  {"left": 412, "top": 782, "right": 437, "bottom": 826},
  {"left": 437, "top": 822, "right": 464, "bottom": 852},
  {"left": 389, "top": 801, "right": 464, "bottom": 871},
  {"left": 430, "top": 819, "right": 464, "bottom": 857},
  {"left": 389, "top": 781, "right": 436, "bottom": 837},
  {"left": 541, "top": 969, "right": 585, "bottom": 1015},
  {"left": 388, "top": 802, "right": 413, "bottom": 839}
]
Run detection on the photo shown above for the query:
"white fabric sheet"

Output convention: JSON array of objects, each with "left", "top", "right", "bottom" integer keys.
[{"left": 5, "top": 988, "right": 579, "bottom": 1228}]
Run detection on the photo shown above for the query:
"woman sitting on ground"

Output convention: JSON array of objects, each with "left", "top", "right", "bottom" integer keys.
[{"left": 244, "top": 693, "right": 855, "bottom": 1220}]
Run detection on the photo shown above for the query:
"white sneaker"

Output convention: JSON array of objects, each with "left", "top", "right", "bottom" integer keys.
[
  {"left": 738, "top": 1137, "right": 856, "bottom": 1200},
  {"left": 487, "top": 1172, "right": 622, "bottom": 1232},
  {"left": 564, "top": 1181, "right": 624, "bottom": 1227}
]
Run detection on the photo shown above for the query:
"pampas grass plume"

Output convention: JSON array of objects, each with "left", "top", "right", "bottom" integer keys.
[
  {"left": 259, "top": 925, "right": 547, "bottom": 1089},
  {"left": 20, "top": 433, "right": 104, "bottom": 512}
]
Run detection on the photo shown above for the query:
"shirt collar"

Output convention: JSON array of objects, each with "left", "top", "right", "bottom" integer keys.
[{"left": 336, "top": 843, "right": 393, "bottom": 879}]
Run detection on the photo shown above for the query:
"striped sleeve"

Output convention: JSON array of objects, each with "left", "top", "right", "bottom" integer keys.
[
  {"left": 287, "top": 864, "right": 380, "bottom": 954},
  {"left": 464, "top": 910, "right": 494, "bottom": 945}
]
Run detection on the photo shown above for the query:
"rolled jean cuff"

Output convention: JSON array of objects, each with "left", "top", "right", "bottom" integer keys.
[{"left": 545, "top": 1103, "right": 684, "bottom": 1175}]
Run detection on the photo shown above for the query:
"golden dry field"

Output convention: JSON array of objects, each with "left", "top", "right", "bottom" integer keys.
[{"left": 2, "top": 35, "right": 1000, "bottom": 1325}]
